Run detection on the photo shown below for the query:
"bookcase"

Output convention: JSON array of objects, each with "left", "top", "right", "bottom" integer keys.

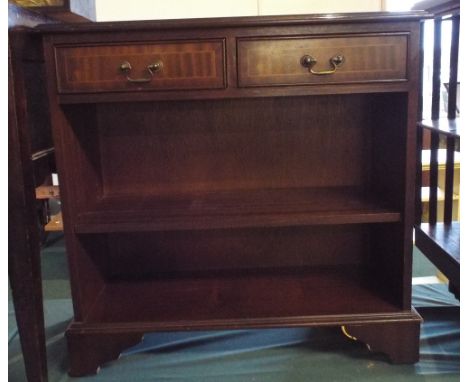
[{"left": 39, "top": 12, "right": 427, "bottom": 376}]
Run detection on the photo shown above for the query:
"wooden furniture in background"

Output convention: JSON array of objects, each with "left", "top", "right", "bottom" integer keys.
[
  {"left": 414, "top": 0, "right": 460, "bottom": 299},
  {"left": 8, "top": 4, "right": 56, "bottom": 381},
  {"left": 35, "top": 185, "right": 63, "bottom": 232},
  {"left": 37, "top": 12, "right": 427, "bottom": 376},
  {"left": 420, "top": 149, "right": 460, "bottom": 222}
]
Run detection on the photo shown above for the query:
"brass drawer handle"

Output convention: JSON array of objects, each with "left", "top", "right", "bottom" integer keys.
[
  {"left": 119, "top": 60, "right": 163, "bottom": 83},
  {"left": 300, "top": 55, "right": 345, "bottom": 75}
]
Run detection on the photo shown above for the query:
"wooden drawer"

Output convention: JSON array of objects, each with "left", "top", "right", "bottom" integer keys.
[
  {"left": 55, "top": 40, "right": 226, "bottom": 93},
  {"left": 237, "top": 34, "right": 408, "bottom": 87}
]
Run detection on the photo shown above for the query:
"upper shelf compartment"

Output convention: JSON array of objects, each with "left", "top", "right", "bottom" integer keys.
[
  {"left": 237, "top": 33, "right": 408, "bottom": 88},
  {"left": 54, "top": 39, "right": 226, "bottom": 94}
]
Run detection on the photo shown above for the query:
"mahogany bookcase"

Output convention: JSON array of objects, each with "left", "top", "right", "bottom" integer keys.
[{"left": 37, "top": 12, "right": 427, "bottom": 376}]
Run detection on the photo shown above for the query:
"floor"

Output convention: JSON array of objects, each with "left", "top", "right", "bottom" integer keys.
[{"left": 9, "top": 233, "right": 460, "bottom": 381}]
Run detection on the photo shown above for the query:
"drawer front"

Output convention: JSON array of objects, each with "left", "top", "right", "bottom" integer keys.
[
  {"left": 238, "top": 34, "right": 408, "bottom": 87},
  {"left": 55, "top": 40, "right": 226, "bottom": 93}
]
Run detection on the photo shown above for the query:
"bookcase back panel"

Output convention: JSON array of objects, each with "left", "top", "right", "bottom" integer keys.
[
  {"left": 96, "top": 95, "right": 373, "bottom": 195},
  {"left": 79, "top": 225, "right": 368, "bottom": 279}
]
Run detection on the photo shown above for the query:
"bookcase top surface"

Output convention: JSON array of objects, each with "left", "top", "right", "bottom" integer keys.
[{"left": 35, "top": 11, "right": 430, "bottom": 34}]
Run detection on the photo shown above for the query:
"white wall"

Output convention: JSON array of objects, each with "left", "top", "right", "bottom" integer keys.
[
  {"left": 258, "top": 0, "right": 382, "bottom": 15},
  {"left": 93, "top": 0, "right": 383, "bottom": 22},
  {"left": 94, "top": 0, "right": 257, "bottom": 21}
]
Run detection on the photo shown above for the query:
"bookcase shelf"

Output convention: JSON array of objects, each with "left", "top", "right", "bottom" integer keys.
[{"left": 74, "top": 187, "right": 401, "bottom": 233}]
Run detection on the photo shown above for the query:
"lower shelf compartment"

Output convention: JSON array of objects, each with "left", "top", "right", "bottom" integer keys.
[{"left": 85, "top": 268, "right": 403, "bottom": 330}]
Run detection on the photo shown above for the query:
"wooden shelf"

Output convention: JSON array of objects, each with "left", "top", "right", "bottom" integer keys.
[
  {"left": 74, "top": 187, "right": 400, "bottom": 233},
  {"left": 85, "top": 267, "right": 401, "bottom": 329},
  {"left": 416, "top": 223, "right": 460, "bottom": 265}
]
